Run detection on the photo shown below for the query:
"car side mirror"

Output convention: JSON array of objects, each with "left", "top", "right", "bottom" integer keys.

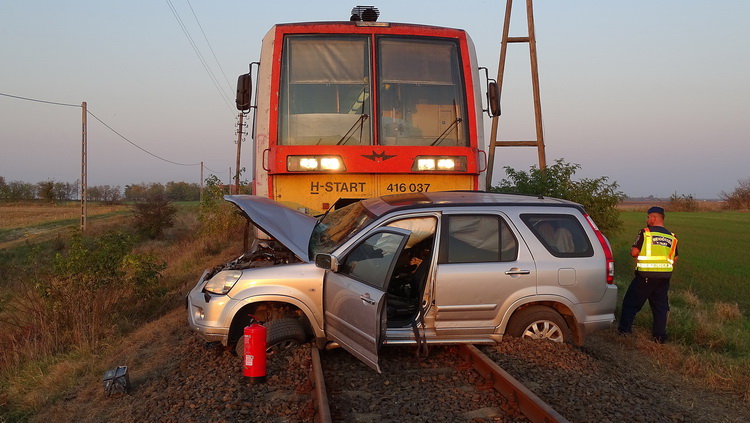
[{"left": 315, "top": 254, "right": 339, "bottom": 272}]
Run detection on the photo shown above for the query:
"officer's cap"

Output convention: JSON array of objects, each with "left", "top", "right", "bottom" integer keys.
[{"left": 647, "top": 206, "right": 665, "bottom": 216}]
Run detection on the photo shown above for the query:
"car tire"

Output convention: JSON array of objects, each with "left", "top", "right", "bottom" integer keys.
[
  {"left": 235, "top": 318, "right": 307, "bottom": 357},
  {"left": 506, "top": 306, "right": 570, "bottom": 343}
]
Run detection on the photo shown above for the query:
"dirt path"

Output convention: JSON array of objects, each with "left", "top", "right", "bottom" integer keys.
[{"left": 0, "top": 213, "right": 130, "bottom": 250}]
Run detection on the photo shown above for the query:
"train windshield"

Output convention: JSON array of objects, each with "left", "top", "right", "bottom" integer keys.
[
  {"left": 377, "top": 37, "right": 468, "bottom": 147},
  {"left": 279, "top": 35, "right": 372, "bottom": 146},
  {"left": 277, "top": 34, "right": 469, "bottom": 147}
]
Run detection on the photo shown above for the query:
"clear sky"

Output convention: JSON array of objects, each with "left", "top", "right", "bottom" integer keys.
[{"left": 1, "top": 0, "right": 748, "bottom": 199}]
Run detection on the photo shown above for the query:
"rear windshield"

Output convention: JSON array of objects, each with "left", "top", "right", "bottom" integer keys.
[{"left": 522, "top": 214, "right": 593, "bottom": 258}]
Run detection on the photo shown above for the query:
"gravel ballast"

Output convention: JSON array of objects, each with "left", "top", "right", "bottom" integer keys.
[{"left": 28, "top": 309, "right": 750, "bottom": 422}]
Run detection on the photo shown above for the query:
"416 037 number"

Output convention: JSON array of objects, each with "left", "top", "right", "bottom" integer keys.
[{"left": 385, "top": 183, "right": 431, "bottom": 193}]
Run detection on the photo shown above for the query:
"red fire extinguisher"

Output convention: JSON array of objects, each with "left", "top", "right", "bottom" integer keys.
[{"left": 243, "top": 323, "right": 267, "bottom": 384}]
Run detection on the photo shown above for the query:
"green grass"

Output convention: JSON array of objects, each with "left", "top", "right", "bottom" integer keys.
[
  {"left": 612, "top": 211, "right": 750, "bottom": 355},
  {"left": 614, "top": 211, "right": 750, "bottom": 314},
  {"left": 609, "top": 210, "right": 750, "bottom": 398}
]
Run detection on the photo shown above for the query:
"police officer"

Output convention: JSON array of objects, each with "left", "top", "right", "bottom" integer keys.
[{"left": 618, "top": 206, "right": 678, "bottom": 343}]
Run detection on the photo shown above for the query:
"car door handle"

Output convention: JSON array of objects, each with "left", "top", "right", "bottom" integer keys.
[
  {"left": 505, "top": 268, "right": 531, "bottom": 275},
  {"left": 360, "top": 294, "right": 376, "bottom": 305}
]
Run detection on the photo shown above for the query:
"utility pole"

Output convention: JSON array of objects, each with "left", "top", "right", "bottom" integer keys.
[
  {"left": 81, "top": 101, "right": 88, "bottom": 231},
  {"left": 234, "top": 112, "right": 246, "bottom": 194},
  {"left": 200, "top": 161, "right": 204, "bottom": 202},
  {"left": 485, "top": 0, "right": 547, "bottom": 189}
]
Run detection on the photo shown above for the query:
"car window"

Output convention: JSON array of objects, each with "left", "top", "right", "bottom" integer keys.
[
  {"left": 522, "top": 214, "right": 594, "bottom": 258},
  {"left": 339, "top": 232, "right": 406, "bottom": 289},
  {"left": 439, "top": 215, "right": 518, "bottom": 263}
]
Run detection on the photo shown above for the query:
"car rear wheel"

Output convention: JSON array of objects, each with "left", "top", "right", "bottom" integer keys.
[
  {"left": 235, "top": 318, "right": 308, "bottom": 357},
  {"left": 506, "top": 306, "right": 570, "bottom": 343}
]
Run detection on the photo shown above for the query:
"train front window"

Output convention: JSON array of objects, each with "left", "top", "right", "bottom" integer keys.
[
  {"left": 378, "top": 38, "right": 469, "bottom": 147},
  {"left": 279, "top": 36, "right": 372, "bottom": 146}
]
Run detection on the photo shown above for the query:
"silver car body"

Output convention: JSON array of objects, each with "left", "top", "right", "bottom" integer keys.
[{"left": 186, "top": 192, "right": 617, "bottom": 372}]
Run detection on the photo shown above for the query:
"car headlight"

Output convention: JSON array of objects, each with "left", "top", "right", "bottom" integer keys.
[{"left": 203, "top": 270, "right": 242, "bottom": 295}]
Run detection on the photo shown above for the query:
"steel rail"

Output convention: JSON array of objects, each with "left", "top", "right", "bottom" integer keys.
[
  {"left": 311, "top": 343, "right": 568, "bottom": 422},
  {"left": 458, "top": 344, "right": 570, "bottom": 423},
  {"left": 310, "top": 347, "right": 332, "bottom": 423}
]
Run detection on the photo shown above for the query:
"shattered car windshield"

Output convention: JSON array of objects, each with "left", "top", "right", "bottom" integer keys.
[{"left": 309, "top": 201, "right": 376, "bottom": 257}]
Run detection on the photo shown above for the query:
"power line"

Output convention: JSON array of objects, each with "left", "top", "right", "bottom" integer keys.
[
  {"left": 202, "top": 164, "right": 222, "bottom": 174},
  {"left": 1, "top": 91, "right": 222, "bottom": 171},
  {"left": 0, "top": 92, "right": 80, "bottom": 108},
  {"left": 186, "top": 0, "right": 234, "bottom": 94},
  {"left": 86, "top": 109, "right": 201, "bottom": 167},
  {"left": 165, "top": 0, "right": 235, "bottom": 114}
]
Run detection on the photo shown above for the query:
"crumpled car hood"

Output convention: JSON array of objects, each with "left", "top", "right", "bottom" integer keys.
[{"left": 224, "top": 195, "right": 318, "bottom": 262}]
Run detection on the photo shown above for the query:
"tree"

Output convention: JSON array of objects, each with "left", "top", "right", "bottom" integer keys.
[
  {"left": 145, "top": 183, "right": 166, "bottom": 200},
  {"left": 165, "top": 181, "right": 200, "bottom": 201},
  {"left": 198, "top": 174, "right": 240, "bottom": 236},
  {"left": 6, "top": 181, "right": 35, "bottom": 200},
  {"left": 668, "top": 192, "right": 698, "bottom": 212},
  {"left": 720, "top": 178, "right": 750, "bottom": 210},
  {"left": 54, "top": 181, "right": 78, "bottom": 201},
  {"left": 131, "top": 191, "right": 177, "bottom": 239},
  {"left": 491, "top": 159, "right": 625, "bottom": 237},
  {"left": 124, "top": 183, "right": 148, "bottom": 202},
  {"left": 37, "top": 181, "right": 56, "bottom": 203},
  {"left": 100, "top": 185, "right": 123, "bottom": 204}
]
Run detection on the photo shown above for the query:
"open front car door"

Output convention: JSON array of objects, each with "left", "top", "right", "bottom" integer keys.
[{"left": 322, "top": 228, "right": 410, "bottom": 373}]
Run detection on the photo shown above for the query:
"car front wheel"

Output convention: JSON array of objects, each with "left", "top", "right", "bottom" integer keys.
[
  {"left": 506, "top": 306, "right": 570, "bottom": 343},
  {"left": 235, "top": 318, "right": 308, "bottom": 357}
]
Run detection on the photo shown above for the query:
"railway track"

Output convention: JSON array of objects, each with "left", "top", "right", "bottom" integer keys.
[{"left": 308, "top": 344, "right": 569, "bottom": 423}]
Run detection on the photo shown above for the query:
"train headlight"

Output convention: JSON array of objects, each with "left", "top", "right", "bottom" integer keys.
[
  {"left": 299, "top": 158, "right": 318, "bottom": 170},
  {"left": 437, "top": 159, "right": 455, "bottom": 170},
  {"left": 413, "top": 156, "right": 466, "bottom": 172},
  {"left": 288, "top": 156, "right": 345, "bottom": 172},
  {"left": 416, "top": 158, "right": 436, "bottom": 171},
  {"left": 320, "top": 157, "right": 342, "bottom": 170}
]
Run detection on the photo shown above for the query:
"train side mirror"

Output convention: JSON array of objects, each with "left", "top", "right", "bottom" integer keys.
[
  {"left": 488, "top": 81, "right": 500, "bottom": 117},
  {"left": 236, "top": 73, "right": 252, "bottom": 111}
]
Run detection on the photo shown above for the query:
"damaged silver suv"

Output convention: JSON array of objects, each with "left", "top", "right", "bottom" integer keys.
[{"left": 187, "top": 191, "right": 616, "bottom": 372}]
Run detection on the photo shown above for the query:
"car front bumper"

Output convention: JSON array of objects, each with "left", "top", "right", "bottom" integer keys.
[{"left": 186, "top": 270, "right": 234, "bottom": 345}]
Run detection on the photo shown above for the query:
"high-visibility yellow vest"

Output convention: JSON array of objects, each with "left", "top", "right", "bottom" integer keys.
[{"left": 636, "top": 228, "right": 677, "bottom": 274}]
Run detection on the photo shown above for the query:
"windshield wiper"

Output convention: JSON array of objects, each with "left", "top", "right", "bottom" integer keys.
[
  {"left": 310, "top": 201, "right": 339, "bottom": 257},
  {"left": 337, "top": 114, "right": 369, "bottom": 145},
  {"left": 313, "top": 200, "right": 338, "bottom": 231},
  {"left": 430, "top": 117, "right": 462, "bottom": 146}
]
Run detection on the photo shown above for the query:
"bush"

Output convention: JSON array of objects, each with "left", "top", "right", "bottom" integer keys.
[
  {"left": 132, "top": 193, "right": 177, "bottom": 239},
  {"left": 198, "top": 174, "right": 242, "bottom": 236},
  {"left": 721, "top": 178, "right": 750, "bottom": 210},
  {"left": 491, "top": 159, "right": 626, "bottom": 237},
  {"left": 26, "top": 232, "right": 166, "bottom": 352},
  {"left": 669, "top": 192, "right": 698, "bottom": 212}
]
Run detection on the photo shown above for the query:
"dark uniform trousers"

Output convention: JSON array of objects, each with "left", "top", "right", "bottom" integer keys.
[{"left": 618, "top": 274, "right": 671, "bottom": 343}]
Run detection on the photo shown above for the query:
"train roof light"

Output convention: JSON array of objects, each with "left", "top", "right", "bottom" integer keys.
[{"left": 350, "top": 5, "right": 379, "bottom": 22}]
